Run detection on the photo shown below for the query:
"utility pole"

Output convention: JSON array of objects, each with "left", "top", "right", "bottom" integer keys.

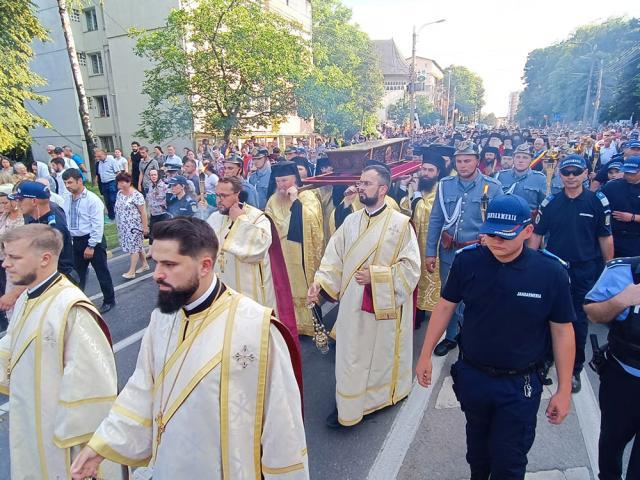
[
  {"left": 582, "top": 44, "right": 597, "bottom": 126},
  {"left": 451, "top": 85, "right": 457, "bottom": 128},
  {"left": 592, "top": 58, "right": 604, "bottom": 127},
  {"left": 409, "top": 26, "right": 417, "bottom": 138},
  {"left": 444, "top": 71, "right": 451, "bottom": 125}
]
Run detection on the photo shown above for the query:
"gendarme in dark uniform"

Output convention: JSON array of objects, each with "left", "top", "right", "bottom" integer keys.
[
  {"left": 601, "top": 155, "right": 640, "bottom": 257},
  {"left": 532, "top": 154, "right": 613, "bottom": 392},
  {"left": 584, "top": 257, "right": 640, "bottom": 480},
  {"left": 166, "top": 175, "right": 198, "bottom": 218},
  {"left": 418, "top": 194, "right": 576, "bottom": 480}
]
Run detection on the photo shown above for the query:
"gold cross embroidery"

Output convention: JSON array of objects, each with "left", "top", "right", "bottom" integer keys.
[{"left": 233, "top": 345, "right": 256, "bottom": 369}]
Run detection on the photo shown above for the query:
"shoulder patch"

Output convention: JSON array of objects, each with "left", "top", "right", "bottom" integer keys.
[
  {"left": 540, "top": 194, "right": 555, "bottom": 208},
  {"left": 455, "top": 243, "right": 480, "bottom": 255},
  {"left": 596, "top": 191, "right": 610, "bottom": 208},
  {"left": 538, "top": 249, "right": 568, "bottom": 269}
]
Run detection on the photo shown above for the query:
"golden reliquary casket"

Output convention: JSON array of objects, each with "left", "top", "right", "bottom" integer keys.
[{"left": 304, "top": 137, "right": 421, "bottom": 186}]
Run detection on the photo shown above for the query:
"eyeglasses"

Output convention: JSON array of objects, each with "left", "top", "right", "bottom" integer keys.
[
  {"left": 355, "top": 181, "right": 380, "bottom": 188},
  {"left": 560, "top": 168, "right": 585, "bottom": 177},
  {"left": 215, "top": 192, "right": 236, "bottom": 199}
]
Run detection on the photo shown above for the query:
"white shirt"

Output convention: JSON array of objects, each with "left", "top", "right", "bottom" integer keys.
[
  {"left": 600, "top": 144, "right": 618, "bottom": 165},
  {"left": 114, "top": 156, "right": 128, "bottom": 172},
  {"left": 204, "top": 172, "right": 219, "bottom": 194},
  {"left": 63, "top": 188, "right": 105, "bottom": 247},
  {"left": 165, "top": 154, "right": 183, "bottom": 166},
  {"left": 35, "top": 161, "right": 51, "bottom": 180},
  {"left": 52, "top": 170, "right": 69, "bottom": 196}
]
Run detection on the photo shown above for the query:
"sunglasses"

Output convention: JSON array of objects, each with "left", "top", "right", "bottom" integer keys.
[{"left": 560, "top": 168, "right": 585, "bottom": 177}]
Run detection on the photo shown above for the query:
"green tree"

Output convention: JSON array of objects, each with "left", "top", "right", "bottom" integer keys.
[
  {"left": 0, "top": 0, "right": 49, "bottom": 152},
  {"left": 480, "top": 112, "right": 497, "bottom": 127},
  {"left": 132, "top": 0, "right": 309, "bottom": 143},
  {"left": 444, "top": 65, "right": 485, "bottom": 120},
  {"left": 387, "top": 96, "right": 440, "bottom": 126},
  {"left": 296, "top": 0, "right": 383, "bottom": 139}
]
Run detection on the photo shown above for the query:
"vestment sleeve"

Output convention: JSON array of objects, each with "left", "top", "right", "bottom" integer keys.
[{"left": 222, "top": 214, "right": 272, "bottom": 263}]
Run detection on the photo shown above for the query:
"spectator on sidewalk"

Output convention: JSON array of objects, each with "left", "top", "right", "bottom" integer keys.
[
  {"left": 152, "top": 145, "right": 166, "bottom": 170},
  {"left": 61, "top": 169, "right": 116, "bottom": 314},
  {"left": 50, "top": 157, "right": 69, "bottom": 196},
  {"left": 130, "top": 141, "right": 142, "bottom": 192},
  {"left": 145, "top": 169, "right": 169, "bottom": 244},
  {"left": 115, "top": 172, "right": 149, "bottom": 279},
  {"left": 95, "top": 149, "right": 120, "bottom": 221},
  {"left": 137, "top": 146, "right": 158, "bottom": 196},
  {"left": 0, "top": 187, "right": 24, "bottom": 329},
  {"left": 63, "top": 145, "right": 88, "bottom": 180},
  {"left": 114, "top": 148, "right": 128, "bottom": 173},
  {"left": 164, "top": 144, "right": 183, "bottom": 167}
]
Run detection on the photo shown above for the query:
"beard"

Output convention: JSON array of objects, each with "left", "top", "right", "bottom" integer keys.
[
  {"left": 358, "top": 193, "right": 378, "bottom": 206},
  {"left": 156, "top": 275, "right": 200, "bottom": 314},
  {"left": 418, "top": 177, "right": 437, "bottom": 192},
  {"left": 11, "top": 270, "right": 37, "bottom": 286},
  {"left": 218, "top": 205, "right": 229, "bottom": 215}
]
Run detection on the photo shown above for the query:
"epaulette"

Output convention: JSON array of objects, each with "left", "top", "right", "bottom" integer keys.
[
  {"left": 455, "top": 243, "right": 480, "bottom": 255},
  {"left": 482, "top": 174, "right": 501, "bottom": 185},
  {"left": 538, "top": 248, "right": 568, "bottom": 269},
  {"left": 441, "top": 176, "right": 455, "bottom": 182},
  {"left": 605, "top": 257, "right": 632, "bottom": 269},
  {"left": 531, "top": 170, "right": 546, "bottom": 177},
  {"left": 596, "top": 191, "right": 610, "bottom": 208},
  {"left": 540, "top": 194, "right": 555, "bottom": 208}
]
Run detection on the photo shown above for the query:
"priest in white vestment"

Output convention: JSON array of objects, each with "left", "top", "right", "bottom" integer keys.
[
  {"left": 309, "top": 164, "right": 421, "bottom": 428},
  {"left": 71, "top": 217, "right": 308, "bottom": 480},
  {"left": 0, "top": 224, "right": 121, "bottom": 480}
]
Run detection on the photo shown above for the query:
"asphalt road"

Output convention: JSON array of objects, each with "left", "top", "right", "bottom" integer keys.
[{"left": 0, "top": 252, "right": 622, "bottom": 479}]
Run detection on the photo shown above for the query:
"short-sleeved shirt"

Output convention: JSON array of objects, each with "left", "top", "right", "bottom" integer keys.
[
  {"left": 442, "top": 245, "right": 575, "bottom": 370},
  {"left": 602, "top": 179, "right": 640, "bottom": 237},
  {"left": 585, "top": 259, "right": 640, "bottom": 377},
  {"left": 167, "top": 194, "right": 197, "bottom": 218},
  {"left": 534, "top": 189, "right": 612, "bottom": 263},
  {"left": 27, "top": 204, "right": 75, "bottom": 277}
]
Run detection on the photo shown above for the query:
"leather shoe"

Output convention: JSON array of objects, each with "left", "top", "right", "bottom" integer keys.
[
  {"left": 99, "top": 302, "right": 116, "bottom": 314},
  {"left": 434, "top": 339, "right": 457, "bottom": 357},
  {"left": 326, "top": 408, "right": 342, "bottom": 429},
  {"left": 571, "top": 374, "right": 581, "bottom": 393}
]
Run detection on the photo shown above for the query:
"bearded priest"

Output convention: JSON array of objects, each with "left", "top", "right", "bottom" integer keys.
[
  {"left": 308, "top": 164, "right": 421, "bottom": 428},
  {"left": 71, "top": 217, "right": 307, "bottom": 479},
  {"left": 0, "top": 224, "right": 121, "bottom": 479}
]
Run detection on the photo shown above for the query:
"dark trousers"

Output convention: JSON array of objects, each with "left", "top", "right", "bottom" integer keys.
[
  {"left": 598, "top": 359, "right": 640, "bottom": 480},
  {"left": 0, "top": 266, "right": 7, "bottom": 331},
  {"left": 100, "top": 180, "right": 117, "bottom": 220},
  {"left": 149, "top": 213, "right": 170, "bottom": 244},
  {"left": 613, "top": 235, "right": 640, "bottom": 258},
  {"left": 71, "top": 235, "right": 115, "bottom": 304},
  {"left": 452, "top": 359, "right": 542, "bottom": 480},
  {"left": 567, "top": 260, "right": 602, "bottom": 374}
]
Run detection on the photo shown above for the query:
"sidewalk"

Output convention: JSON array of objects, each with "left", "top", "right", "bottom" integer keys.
[{"left": 397, "top": 354, "right": 595, "bottom": 480}]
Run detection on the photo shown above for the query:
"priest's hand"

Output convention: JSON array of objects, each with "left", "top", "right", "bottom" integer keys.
[
  {"left": 229, "top": 202, "right": 244, "bottom": 220},
  {"left": 70, "top": 446, "right": 104, "bottom": 479},
  {"left": 415, "top": 353, "right": 433, "bottom": 388},
  {"left": 307, "top": 282, "right": 321, "bottom": 305},
  {"left": 286, "top": 186, "right": 299, "bottom": 202},
  {"left": 343, "top": 186, "right": 358, "bottom": 207},
  {"left": 425, "top": 256, "right": 437, "bottom": 273},
  {"left": 355, "top": 267, "right": 371, "bottom": 285}
]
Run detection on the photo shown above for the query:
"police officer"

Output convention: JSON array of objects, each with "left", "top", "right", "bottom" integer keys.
[
  {"left": 417, "top": 194, "right": 576, "bottom": 480},
  {"left": 10, "top": 181, "right": 77, "bottom": 283},
  {"left": 426, "top": 141, "right": 502, "bottom": 356},
  {"left": 584, "top": 258, "right": 640, "bottom": 480},
  {"left": 602, "top": 156, "right": 640, "bottom": 257},
  {"left": 496, "top": 143, "right": 546, "bottom": 215},
  {"left": 530, "top": 154, "right": 614, "bottom": 392},
  {"left": 166, "top": 175, "right": 198, "bottom": 218}
]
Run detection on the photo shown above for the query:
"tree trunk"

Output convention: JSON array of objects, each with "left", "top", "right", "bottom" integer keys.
[{"left": 57, "top": 0, "right": 97, "bottom": 181}]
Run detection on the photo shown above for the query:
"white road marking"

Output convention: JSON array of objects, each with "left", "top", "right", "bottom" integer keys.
[
  {"left": 572, "top": 370, "right": 601, "bottom": 477},
  {"left": 367, "top": 352, "right": 447, "bottom": 480},
  {"left": 88, "top": 272, "right": 155, "bottom": 302}
]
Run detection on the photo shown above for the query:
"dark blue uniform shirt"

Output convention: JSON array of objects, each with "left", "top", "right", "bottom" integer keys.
[
  {"left": 167, "top": 194, "right": 198, "bottom": 218},
  {"left": 442, "top": 245, "right": 575, "bottom": 370},
  {"left": 602, "top": 179, "right": 640, "bottom": 237},
  {"left": 533, "top": 189, "right": 611, "bottom": 263},
  {"left": 26, "top": 203, "right": 75, "bottom": 277}
]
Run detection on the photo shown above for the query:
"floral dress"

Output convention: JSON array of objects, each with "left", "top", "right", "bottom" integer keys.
[{"left": 115, "top": 190, "right": 145, "bottom": 254}]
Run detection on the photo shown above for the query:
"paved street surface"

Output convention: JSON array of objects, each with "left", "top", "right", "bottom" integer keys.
[{"left": 0, "top": 252, "right": 624, "bottom": 479}]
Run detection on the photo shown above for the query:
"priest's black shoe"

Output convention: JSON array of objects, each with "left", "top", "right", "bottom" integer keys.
[
  {"left": 99, "top": 302, "right": 116, "bottom": 314},
  {"left": 326, "top": 408, "right": 342, "bottom": 429},
  {"left": 571, "top": 374, "right": 581, "bottom": 393},
  {"left": 434, "top": 339, "right": 457, "bottom": 357}
]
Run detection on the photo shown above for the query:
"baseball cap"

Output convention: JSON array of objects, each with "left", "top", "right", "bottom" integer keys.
[
  {"left": 621, "top": 156, "right": 640, "bottom": 174},
  {"left": 558, "top": 154, "right": 587, "bottom": 171},
  {"left": 167, "top": 175, "right": 188, "bottom": 186},
  {"left": 624, "top": 140, "right": 640, "bottom": 150},
  {"left": 607, "top": 161, "right": 623, "bottom": 171},
  {"left": 479, "top": 194, "right": 532, "bottom": 240},
  {"left": 8, "top": 181, "right": 51, "bottom": 200}
]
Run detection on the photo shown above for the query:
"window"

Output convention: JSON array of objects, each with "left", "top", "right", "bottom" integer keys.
[
  {"left": 88, "top": 52, "right": 103, "bottom": 75},
  {"left": 77, "top": 52, "right": 86, "bottom": 66},
  {"left": 87, "top": 97, "right": 94, "bottom": 109},
  {"left": 95, "top": 96, "right": 110, "bottom": 117},
  {"left": 69, "top": 9, "right": 81, "bottom": 22},
  {"left": 99, "top": 136, "right": 114, "bottom": 153},
  {"left": 84, "top": 8, "right": 98, "bottom": 31}
]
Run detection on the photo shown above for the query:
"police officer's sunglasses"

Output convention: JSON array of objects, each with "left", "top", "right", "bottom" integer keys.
[{"left": 559, "top": 168, "right": 585, "bottom": 177}]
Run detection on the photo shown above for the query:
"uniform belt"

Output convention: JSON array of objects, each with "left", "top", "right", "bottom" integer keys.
[
  {"left": 459, "top": 350, "right": 541, "bottom": 377},
  {"left": 453, "top": 239, "right": 478, "bottom": 249}
]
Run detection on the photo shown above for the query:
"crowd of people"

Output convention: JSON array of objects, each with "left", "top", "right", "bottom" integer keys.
[{"left": 0, "top": 121, "right": 638, "bottom": 479}]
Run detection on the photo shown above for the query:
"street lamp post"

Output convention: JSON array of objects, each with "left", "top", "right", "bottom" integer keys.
[{"left": 409, "top": 19, "right": 445, "bottom": 138}]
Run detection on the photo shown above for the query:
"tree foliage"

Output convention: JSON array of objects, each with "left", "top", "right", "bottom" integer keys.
[
  {"left": 518, "top": 17, "right": 640, "bottom": 125},
  {"left": 296, "top": 0, "right": 383, "bottom": 139},
  {"left": 0, "top": 0, "right": 49, "bottom": 152},
  {"left": 387, "top": 96, "right": 440, "bottom": 127},
  {"left": 444, "top": 65, "right": 485, "bottom": 117},
  {"left": 480, "top": 112, "right": 497, "bottom": 127},
  {"left": 132, "top": 0, "right": 309, "bottom": 142}
]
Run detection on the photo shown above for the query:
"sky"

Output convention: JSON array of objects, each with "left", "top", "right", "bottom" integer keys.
[{"left": 341, "top": 0, "right": 640, "bottom": 117}]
